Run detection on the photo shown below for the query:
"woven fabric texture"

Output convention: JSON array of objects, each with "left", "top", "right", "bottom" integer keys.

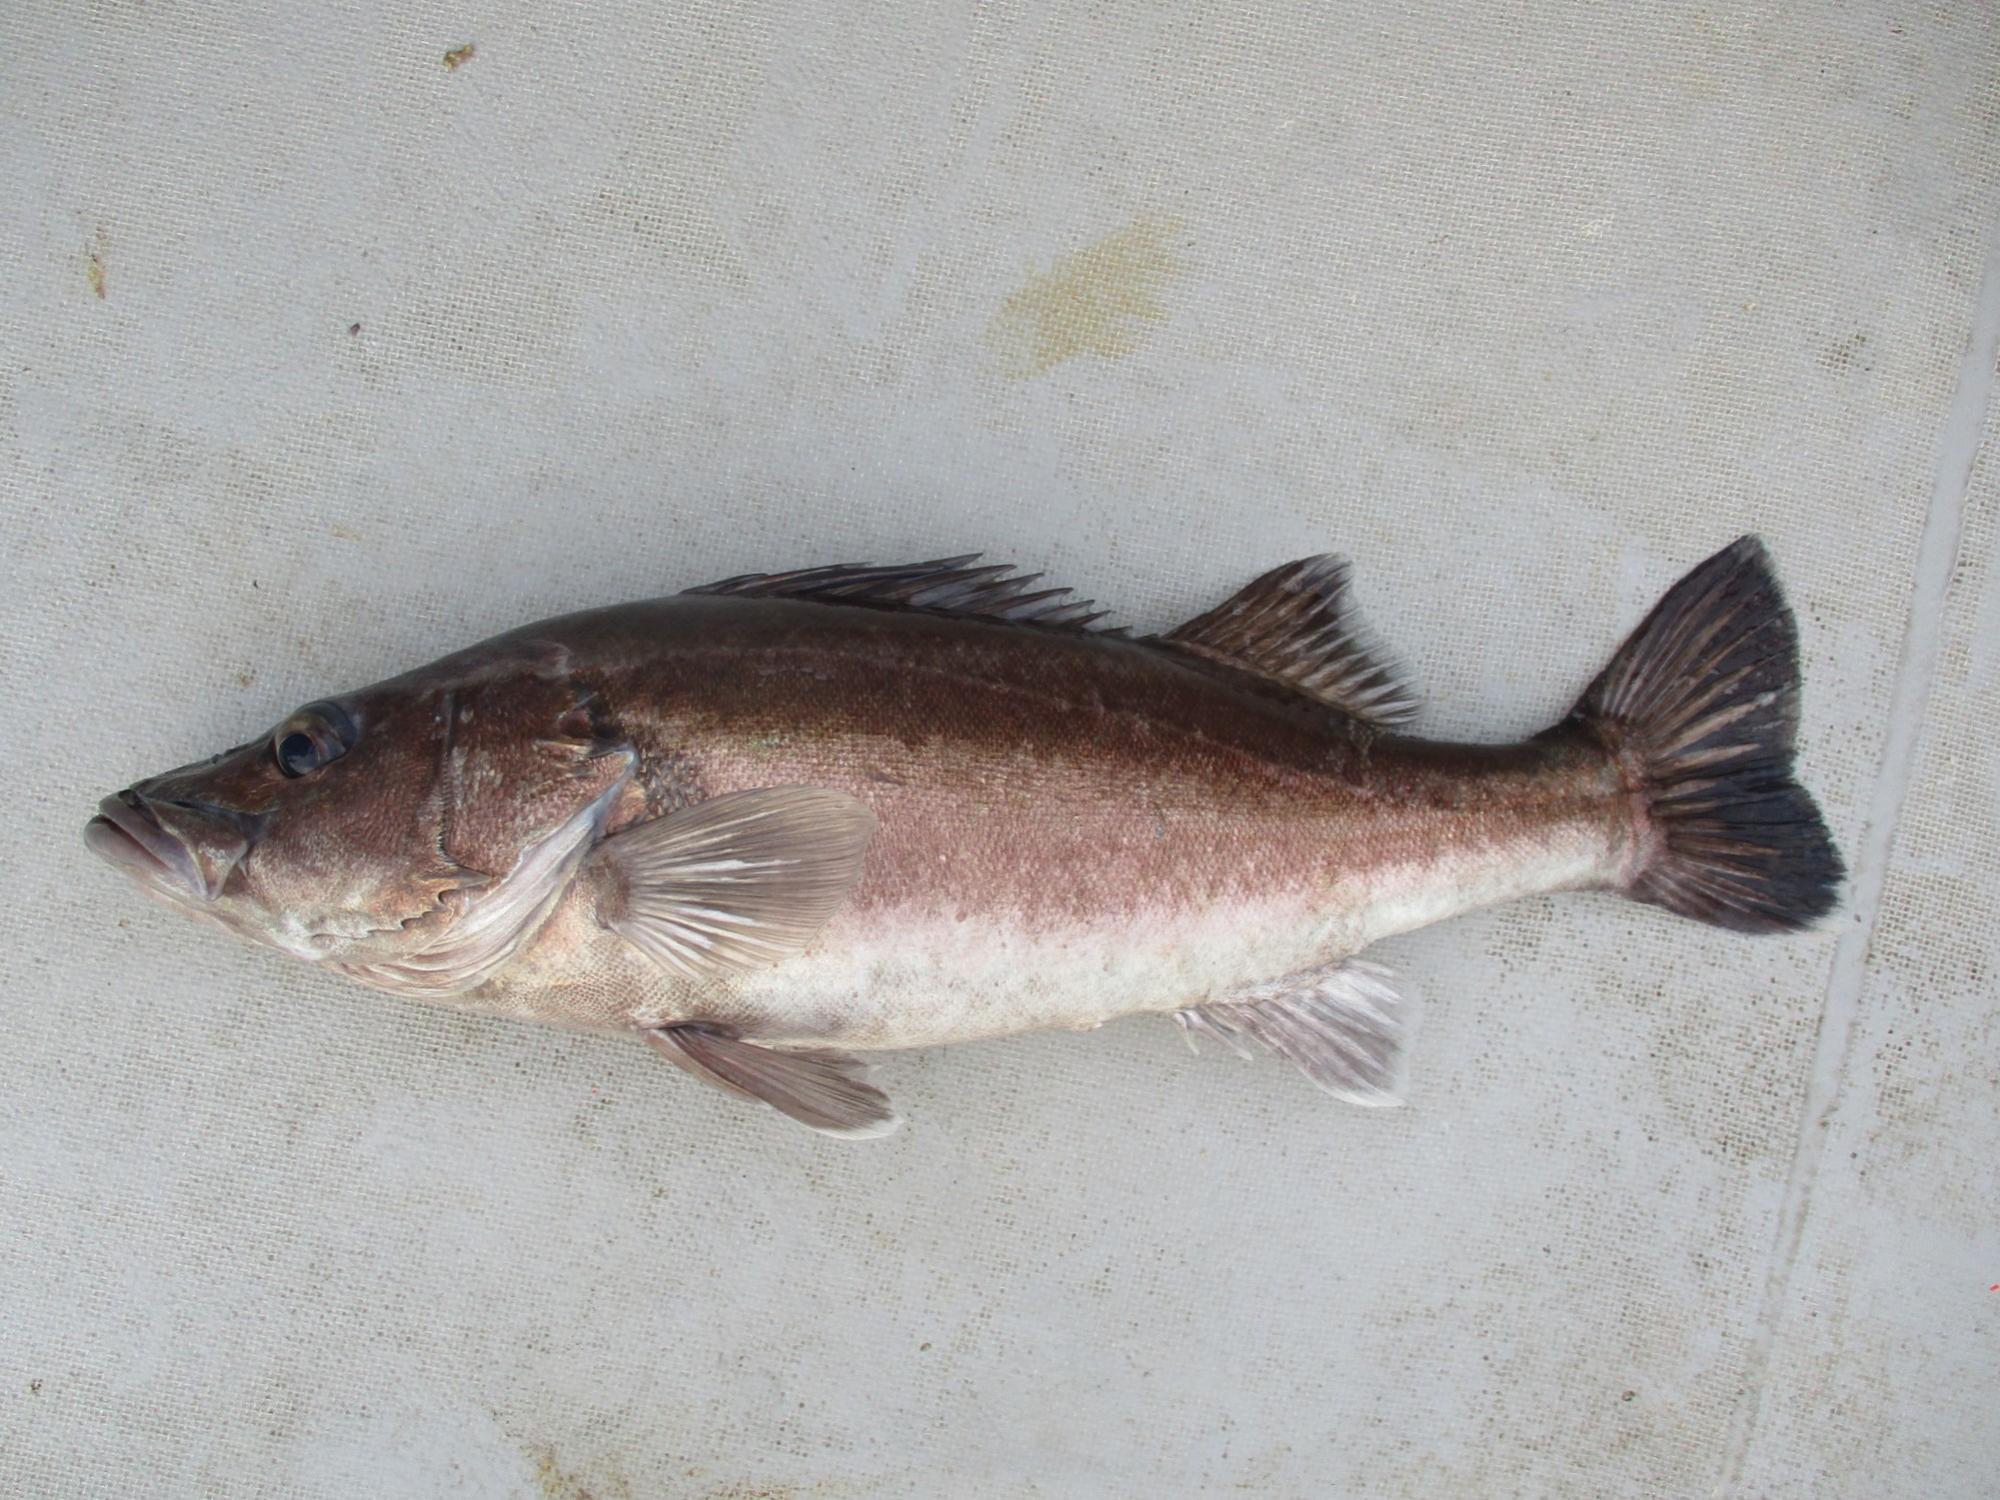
[{"left": 2, "top": 3, "right": 1996, "bottom": 1495}]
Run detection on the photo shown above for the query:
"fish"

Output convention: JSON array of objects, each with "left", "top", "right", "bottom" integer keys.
[{"left": 85, "top": 537, "right": 1842, "bottom": 1138}]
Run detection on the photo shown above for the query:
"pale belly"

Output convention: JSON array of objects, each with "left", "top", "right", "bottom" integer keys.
[
  {"left": 703, "top": 897, "right": 1353, "bottom": 1048},
  {"left": 718, "top": 823, "right": 1605, "bottom": 1048},
  {"left": 450, "top": 881, "right": 1349, "bottom": 1048},
  {"left": 437, "top": 812, "right": 1613, "bottom": 1050}
]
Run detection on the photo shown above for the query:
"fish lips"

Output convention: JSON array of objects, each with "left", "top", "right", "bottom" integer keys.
[{"left": 85, "top": 792, "right": 255, "bottom": 903}]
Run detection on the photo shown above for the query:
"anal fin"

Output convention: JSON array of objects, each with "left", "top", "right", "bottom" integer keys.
[
  {"left": 1176, "top": 959, "right": 1413, "bottom": 1106},
  {"left": 645, "top": 1025, "right": 902, "bottom": 1139}
]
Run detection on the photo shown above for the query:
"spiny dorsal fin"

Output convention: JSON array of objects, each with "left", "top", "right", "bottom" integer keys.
[
  {"left": 1157, "top": 556, "right": 1419, "bottom": 727},
  {"left": 686, "top": 556, "right": 1116, "bottom": 633}
]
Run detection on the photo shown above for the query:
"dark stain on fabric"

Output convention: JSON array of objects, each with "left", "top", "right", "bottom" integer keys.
[{"left": 1819, "top": 331, "right": 1871, "bottom": 371}]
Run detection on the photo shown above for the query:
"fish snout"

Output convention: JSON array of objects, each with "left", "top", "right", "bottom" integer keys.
[{"left": 85, "top": 788, "right": 256, "bottom": 902}]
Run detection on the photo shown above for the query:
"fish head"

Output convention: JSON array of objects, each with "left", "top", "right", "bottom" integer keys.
[
  {"left": 85, "top": 645, "right": 637, "bottom": 978},
  {"left": 85, "top": 685, "right": 473, "bottom": 964}
]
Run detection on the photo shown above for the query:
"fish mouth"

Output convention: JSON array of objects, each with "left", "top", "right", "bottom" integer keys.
[{"left": 86, "top": 792, "right": 211, "bottom": 902}]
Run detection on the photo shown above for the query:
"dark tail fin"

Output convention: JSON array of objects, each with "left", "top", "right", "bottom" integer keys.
[{"left": 1572, "top": 536, "right": 1843, "bottom": 932}]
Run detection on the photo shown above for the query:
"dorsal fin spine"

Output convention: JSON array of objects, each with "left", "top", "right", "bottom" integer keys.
[{"left": 685, "top": 556, "right": 1115, "bottom": 634}]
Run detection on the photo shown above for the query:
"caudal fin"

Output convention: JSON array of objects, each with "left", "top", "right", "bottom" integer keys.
[{"left": 1572, "top": 536, "right": 1842, "bottom": 932}]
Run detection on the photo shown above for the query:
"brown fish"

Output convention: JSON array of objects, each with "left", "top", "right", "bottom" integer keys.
[{"left": 86, "top": 539, "right": 1841, "bottom": 1137}]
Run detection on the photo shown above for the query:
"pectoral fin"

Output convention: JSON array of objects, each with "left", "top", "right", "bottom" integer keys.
[
  {"left": 645, "top": 1026, "right": 901, "bottom": 1139},
  {"left": 1176, "top": 959, "right": 1414, "bottom": 1106},
  {"left": 596, "top": 787, "right": 876, "bottom": 984}
]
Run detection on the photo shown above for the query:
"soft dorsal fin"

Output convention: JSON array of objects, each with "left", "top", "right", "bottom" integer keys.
[
  {"left": 1157, "top": 556, "right": 1418, "bottom": 727},
  {"left": 686, "top": 556, "right": 1114, "bottom": 632}
]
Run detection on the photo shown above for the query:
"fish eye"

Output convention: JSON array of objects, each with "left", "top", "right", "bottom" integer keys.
[{"left": 272, "top": 702, "right": 357, "bottom": 778}]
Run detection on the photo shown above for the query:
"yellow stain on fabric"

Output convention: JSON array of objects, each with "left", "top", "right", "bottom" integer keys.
[
  {"left": 526, "top": 1443, "right": 633, "bottom": 1500},
  {"left": 85, "top": 227, "right": 109, "bottom": 299},
  {"left": 985, "top": 218, "right": 1182, "bottom": 378}
]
